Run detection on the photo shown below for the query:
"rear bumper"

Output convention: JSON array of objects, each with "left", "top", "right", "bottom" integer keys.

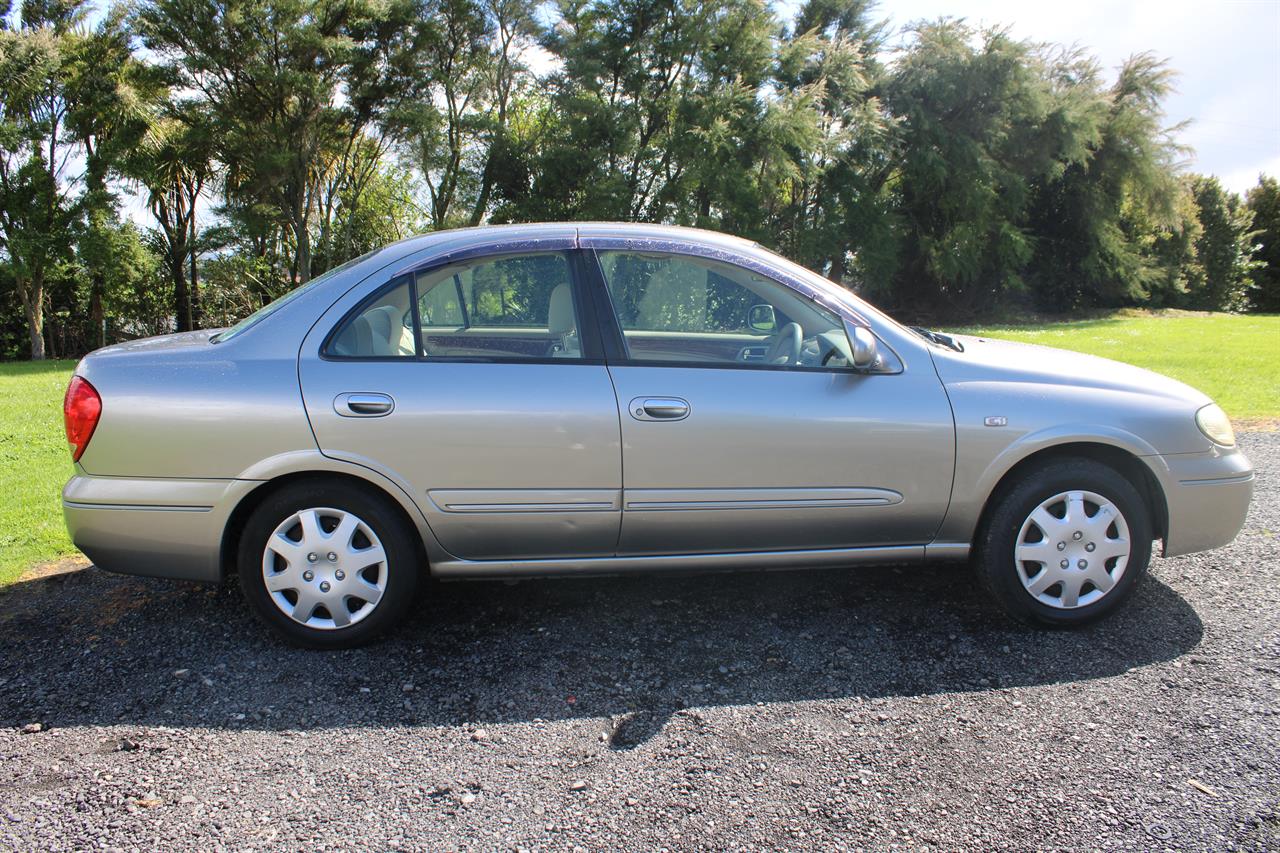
[
  {"left": 62, "top": 475, "right": 257, "bottom": 582},
  {"left": 1152, "top": 446, "right": 1254, "bottom": 558}
]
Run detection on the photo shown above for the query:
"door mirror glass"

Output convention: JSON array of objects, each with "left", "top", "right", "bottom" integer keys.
[
  {"left": 747, "top": 303, "right": 776, "bottom": 333},
  {"left": 846, "top": 321, "right": 879, "bottom": 370}
]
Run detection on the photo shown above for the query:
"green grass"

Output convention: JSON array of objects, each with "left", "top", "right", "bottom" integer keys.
[
  {"left": 0, "top": 360, "right": 76, "bottom": 586},
  {"left": 0, "top": 311, "right": 1276, "bottom": 586},
  {"left": 957, "top": 312, "right": 1280, "bottom": 422}
]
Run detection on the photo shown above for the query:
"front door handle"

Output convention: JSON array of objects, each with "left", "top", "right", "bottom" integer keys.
[
  {"left": 629, "top": 397, "right": 690, "bottom": 421},
  {"left": 334, "top": 392, "right": 395, "bottom": 417}
]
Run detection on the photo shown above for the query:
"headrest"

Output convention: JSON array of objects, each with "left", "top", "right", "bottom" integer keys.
[
  {"left": 548, "top": 283, "right": 575, "bottom": 336},
  {"left": 366, "top": 306, "right": 400, "bottom": 356}
]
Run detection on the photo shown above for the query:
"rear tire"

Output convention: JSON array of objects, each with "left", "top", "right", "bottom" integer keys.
[
  {"left": 974, "top": 458, "right": 1152, "bottom": 626},
  {"left": 237, "top": 480, "right": 420, "bottom": 648}
]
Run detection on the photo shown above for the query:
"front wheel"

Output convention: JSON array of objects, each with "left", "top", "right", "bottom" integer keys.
[
  {"left": 238, "top": 480, "right": 420, "bottom": 648},
  {"left": 974, "top": 458, "right": 1153, "bottom": 626}
]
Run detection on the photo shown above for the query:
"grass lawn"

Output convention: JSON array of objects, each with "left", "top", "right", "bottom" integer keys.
[
  {"left": 957, "top": 312, "right": 1280, "bottom": 423},
  {"left": 1, "top": 360, "right": 76, "bottom": 586},
  {"left": 0, "top": 311, "right": 1275, "bottom": 586}
]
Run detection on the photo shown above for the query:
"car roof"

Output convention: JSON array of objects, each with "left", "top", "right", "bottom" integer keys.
[{"left": 383, "top": 221, "right": 759, "bottom": 259}]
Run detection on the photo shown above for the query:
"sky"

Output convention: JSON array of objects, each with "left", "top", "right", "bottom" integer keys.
[{"left": 855, "top": 0, "right": 1280, "bottom": 193}]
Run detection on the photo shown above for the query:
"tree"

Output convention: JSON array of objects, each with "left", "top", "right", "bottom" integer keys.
[
  {"left": 1024, "top": 54, "right": 1186, "bottom": 312},
  {"left": 0, "top": 0, "right": 88, "bottom": 359},
  {"left": 1185, "top": 175, "right": 1255, "bottom": 311},
  {"left": 882, "top": 22, "right": 1103, "bottom": 318},
  {"left": 501, "top": 0, "right": 796, "bottom": 233},
  {"left": 655, "top": 0, "right": 787, "bottom": 235},
  {"left": 512, "top": 0, "right": 720, "bottom": 220},
  {"left": 773, "top": 0, "right": 895, "bottom": 284},
  {"left": 1133, "top": 178, "right": 1203, "bottom": 309},
  {"left": 136, "top": 0, "right": 423, "bottom": 285},
  {"left": 126, "top": 106, "right": 213, "bottom": 331},
  {"left": 313, "top": 137, "right": 427, "bottom": 272},
  {"left": 1246, "top": 175, "right": 1280, "bottom": 312},
  {"left": 397, "top": 0, "right": 539, "bottom": 229},
  {"left": 64, "top": 5, "right": 159, "bottom": 346}
]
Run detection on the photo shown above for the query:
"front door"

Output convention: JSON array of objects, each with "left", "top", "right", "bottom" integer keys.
[
  {"left": 586, "top": 248, "right": 955, "bottom": 556},
  {"left": 299, "top": 250, "right": 622, "bottom": 560}
]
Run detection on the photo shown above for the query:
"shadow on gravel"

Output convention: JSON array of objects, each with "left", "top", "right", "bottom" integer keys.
[{"left": 0, "top": 561, "right": 1202, "bottom": 748}]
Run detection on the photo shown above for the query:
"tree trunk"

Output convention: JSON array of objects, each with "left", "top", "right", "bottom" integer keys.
[
  {"left": 90, "top": 288, "right": 105, "bottom": 349},
  {"left": 469, "top": 160, "right": 493, "bottom": 228},
  {"left": 18, "top": 274, "right": 46, "bottom": 361},
  {"left": 86, "top": 166, "right": 110, "bottom": 350},
  {"left": 470, "top": 137, "right": 501, "bottom": 227},
  {"left": 828, "top": 248, "right": 848, "bottom": 286},
  {"left": 173, "top": 255, "right": 192, "bottom": 332},
  {"left": 190, "top": 217, "right": 201, "bottom": 329},
  {"left": 295, "top": 220, "right": 312, "bottom": 284}
]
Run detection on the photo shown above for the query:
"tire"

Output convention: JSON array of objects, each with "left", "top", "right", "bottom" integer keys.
[
  {"left": 973, "top": 458, "right": 1153, "bottom": 626},
  {"left": 237, "top": 480, "right": 420, "bottom": 648}
]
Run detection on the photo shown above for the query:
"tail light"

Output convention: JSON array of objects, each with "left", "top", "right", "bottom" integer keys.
[{"left": 63, "top": 376, "right": 102, "bottom": 462}]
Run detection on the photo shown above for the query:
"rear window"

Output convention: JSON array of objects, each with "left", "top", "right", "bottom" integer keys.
[
  {"left": 326, "top": 252, "right": 584, "bottom": 361},
  {"left": 214, "top": 251, "right": 375, "bottom": 343}
]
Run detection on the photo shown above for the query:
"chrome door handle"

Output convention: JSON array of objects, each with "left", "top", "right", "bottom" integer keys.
[
  {"left": 629, "top": 397, "right": 690, "bottom": 421},
  {"left": 334, "top": 392, "right": 395, "bottom": 417}
]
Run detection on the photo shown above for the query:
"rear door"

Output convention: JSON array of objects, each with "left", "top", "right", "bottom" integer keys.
[
  {"left": 583, "top": 245, "right": 955, "bottom": 556},
  {"left": 299, "top": 248, "right": 622, "bottom": 561}
]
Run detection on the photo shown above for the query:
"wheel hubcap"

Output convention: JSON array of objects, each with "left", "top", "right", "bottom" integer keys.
[
  {"left": 1014, "top": 490, "right": 1130, "bottom": 610},
  {"left": 261, "top": 507, "right": 388, "bottom": 630}
]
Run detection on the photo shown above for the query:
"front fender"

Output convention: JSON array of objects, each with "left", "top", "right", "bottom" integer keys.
[{"left": 933, "top": 418, "right": 1168, "bottom": 547}]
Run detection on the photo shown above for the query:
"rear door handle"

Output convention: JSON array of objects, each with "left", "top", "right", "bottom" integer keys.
[
  {"left": 334, "top": 392, "right": 395, "bottom": 417},
  {"left": 629, "top": 397, "right": 690, "bottom": 421}
]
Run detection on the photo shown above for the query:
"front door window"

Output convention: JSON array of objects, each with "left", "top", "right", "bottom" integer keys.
[{"left": 596, "top": 251, "right": 846, "bottom": 368}]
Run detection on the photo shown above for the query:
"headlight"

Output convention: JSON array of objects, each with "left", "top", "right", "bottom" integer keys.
[{"left": 1195, "top": 403, "right": 1235, "bottom": 447}]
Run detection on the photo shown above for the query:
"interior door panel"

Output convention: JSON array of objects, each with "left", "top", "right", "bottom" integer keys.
[{"left": 622, "top": 330, "right": 767, "bottom": 363}]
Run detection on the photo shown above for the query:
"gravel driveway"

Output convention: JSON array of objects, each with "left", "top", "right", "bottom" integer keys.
[{"left": 1, "top": 433, "right": 1276, "bottom": 851}]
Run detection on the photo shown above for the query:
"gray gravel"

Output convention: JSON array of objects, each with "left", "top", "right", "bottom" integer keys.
[{"left": 1, "top": 433, "right": 1277, "bottom": 851}]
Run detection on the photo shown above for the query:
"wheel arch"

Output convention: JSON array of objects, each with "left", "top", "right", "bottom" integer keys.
[
  {"left": 219, "top": 466, "right": 435, "bottom": 581},
  {"left": 974, "top": 441, "right": 1169, "bottom": 549}
]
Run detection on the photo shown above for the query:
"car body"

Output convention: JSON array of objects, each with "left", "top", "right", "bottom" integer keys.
[{"left": 61, "top": 223, "right": 1254, "bottom": 646}]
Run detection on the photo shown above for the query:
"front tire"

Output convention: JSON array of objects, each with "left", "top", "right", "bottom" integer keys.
[
  {"left": 238, "top": 480, "right": 420, "bottom": 648},
  {"left": 974, "top": 458, "right": 1153, "bottom": 626}
]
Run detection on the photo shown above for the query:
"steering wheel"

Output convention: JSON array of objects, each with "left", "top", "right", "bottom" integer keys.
[{"left": 764, "top": 322, "right": 803, "bottom": 365}]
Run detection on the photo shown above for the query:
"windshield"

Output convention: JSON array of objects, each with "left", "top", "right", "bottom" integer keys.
[
  {"left": 754, "top": 249, "right": 909, "bottom": 334},
  {"left": 212, "top": 251, "right": 376, "bottom": 344}
]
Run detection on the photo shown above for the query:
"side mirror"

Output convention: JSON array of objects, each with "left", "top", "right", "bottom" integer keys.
[
  {"left": 747, "top": 304, "right": 777, "bottom": 333},
  {"left": 845, "top": 321, "right": 878, "bottom": 370}
]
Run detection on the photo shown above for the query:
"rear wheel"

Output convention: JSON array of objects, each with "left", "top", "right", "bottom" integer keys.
[
  {"left": 974, "top": 458, "right": 1153, "bottom": 626},
  {"left": 238, "top": 480, "right": 419, "bottom": 648}
]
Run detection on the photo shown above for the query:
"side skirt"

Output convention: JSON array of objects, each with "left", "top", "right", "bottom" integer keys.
[{"left": 430, "top": 543, "right": 970, "bottom": 579}]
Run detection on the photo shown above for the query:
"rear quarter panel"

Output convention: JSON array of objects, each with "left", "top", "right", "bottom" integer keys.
[
  {"left": 70, "top": 236, "right": 447, "bottom": 480},
  {"left": 74, "top": 343, "right": 316, "bottom": 480}
]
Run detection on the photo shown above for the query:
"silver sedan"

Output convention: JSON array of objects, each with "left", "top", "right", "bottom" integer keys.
[{"left": 61, "top": 224, "right": 1254, "bottom": 647}]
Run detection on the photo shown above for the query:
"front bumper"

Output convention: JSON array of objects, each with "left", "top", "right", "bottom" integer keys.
[
  {"left": 62, "top": 475, "right": 257, "bottom": 582},
  {"left": 1151, "top": 445, "right": 1254, "bottom": 558}
]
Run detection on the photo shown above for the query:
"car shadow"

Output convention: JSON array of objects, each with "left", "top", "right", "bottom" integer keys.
[{"left": 0, "top": 561, "right": 1202, "bottom": 749}]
